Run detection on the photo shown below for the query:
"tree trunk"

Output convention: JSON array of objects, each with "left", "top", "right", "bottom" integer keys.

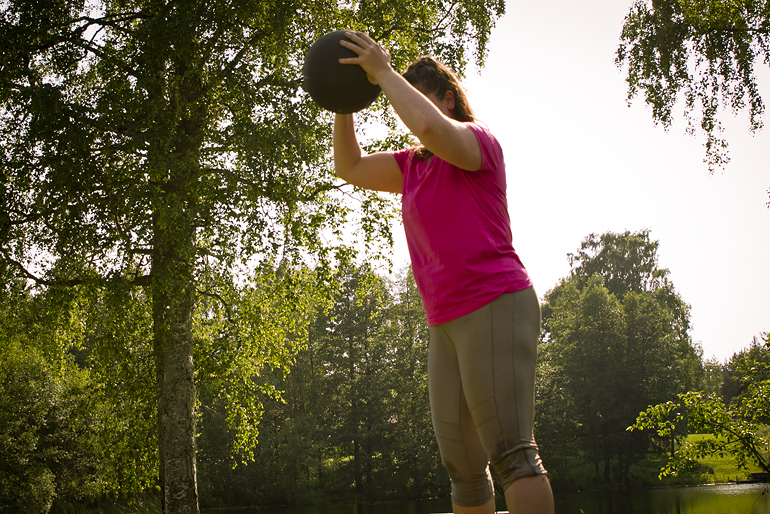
[
  {"left": 149, "top": 84, "right": 204, "bottom": 514},
  {"left": 410, "top": 392, "right": 422, "bottom": 497},
  {"left": 670, "top": 432, "right": 676, "bottom": 459},
  {"left": 153, "top": 229, "right": 199, "bottom": 514},
  {"left": 354, "top": 434, "right": 362, "bottom": 496},
  {"left": 149, "top": 19, "right": 206, "bottom": 512},
  {"left": 365, "top": 427, "right": 373, "bottom": 502}
]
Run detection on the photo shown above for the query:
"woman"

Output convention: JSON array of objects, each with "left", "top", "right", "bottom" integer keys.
[{"left": 333, "top": 31, "right": 555, "bottom": 514}]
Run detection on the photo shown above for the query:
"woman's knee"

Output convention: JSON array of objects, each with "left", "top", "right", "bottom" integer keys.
[
  {"left": 490, "top": 446, "right": 547, "bottom": 492},
  {"left": 445, "top": 466, "right": 495, "bottom": 508},
  {"left": 435, "top": 432, "right": 495, "bottom": 507}
]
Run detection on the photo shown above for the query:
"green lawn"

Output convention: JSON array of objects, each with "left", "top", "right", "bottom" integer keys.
[
  {"left": 678, "top": 434, "right": 764, "bottom": 484},
  {"left": 628, "top": 434, "right": 765, "bottom": 488}
]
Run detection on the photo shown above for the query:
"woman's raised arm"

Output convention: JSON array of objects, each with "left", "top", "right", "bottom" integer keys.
[{"left": 339, "top": 31, "right": 482, "bottom": 172}]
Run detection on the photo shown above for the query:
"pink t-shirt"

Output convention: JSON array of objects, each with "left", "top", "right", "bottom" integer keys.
[{"left": 393, "top": 123, "right": 532, "bottom": 326}]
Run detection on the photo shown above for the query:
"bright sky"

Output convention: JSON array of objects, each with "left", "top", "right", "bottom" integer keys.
[{"left": 390, "top": 0, "right": 770, "bottom": 362}]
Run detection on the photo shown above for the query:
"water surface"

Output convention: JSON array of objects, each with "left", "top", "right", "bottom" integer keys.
[{"left": 205, "top": 483, "right": 770, "bottom": 514}]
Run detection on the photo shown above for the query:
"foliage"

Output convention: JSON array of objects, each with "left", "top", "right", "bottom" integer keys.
[
  {"left": 0, "top": 279, "right": 114, "bottom": 512},
  {"left": 632, "top": 332, "right": 770, "bottom": 478},
  {"left": 194, "top": 264, "right": 322, "bottom": 462},
  {"left": 381, "top": 266, "right": 439, "bottom": 499},
  {"left": 195, "top": 265, "right": 444, "bottom": 508},
  {"left": 1, "top": 0, "right": 506, "bottom": 511},
  {"left": 74, "top": 281, "right": 159, "bottom": 494},
  {"left": 720, "top": 334, "right": 770, "bottom": 404},
  {"left": 616, "top": 0, "right": 770, "bottom": 171},
  {"left": 537, "top": 230, "right": 701, "bottom": 488},
  {"left": 701, "top": 356, "right": 725, "bottom": 396},
  {"left": 566, "top": 230, "right": 670, "bottom": 298}
]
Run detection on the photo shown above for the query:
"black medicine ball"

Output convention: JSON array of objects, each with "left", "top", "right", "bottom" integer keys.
[{"left": 303, "top": 31, "right": 382, "bottom": 114}]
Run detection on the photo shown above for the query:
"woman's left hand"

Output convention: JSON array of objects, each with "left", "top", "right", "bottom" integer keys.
[{"left": 338, "top": 31, "right": 392, "bottom": 85}]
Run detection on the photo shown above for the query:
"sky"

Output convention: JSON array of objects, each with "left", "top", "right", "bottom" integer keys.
[{"left": 388, "top": 0, "right": 770, "bottom": 362}]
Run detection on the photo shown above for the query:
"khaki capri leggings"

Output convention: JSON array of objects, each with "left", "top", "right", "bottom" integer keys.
[{"left": 428, "top": 287, "right": 547, "bottom": 507}]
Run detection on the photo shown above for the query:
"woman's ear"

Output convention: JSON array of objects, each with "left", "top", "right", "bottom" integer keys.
[{"left": 443, "top": 90, "right": 456, "bottom": 111}]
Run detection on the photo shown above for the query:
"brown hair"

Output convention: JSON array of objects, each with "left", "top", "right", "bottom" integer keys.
[
  {"left": 402, "top": 57, "right": 475, "bottom": 159},
  {"left": 403, "top": 57, "right": 475, "bottom": 122}
]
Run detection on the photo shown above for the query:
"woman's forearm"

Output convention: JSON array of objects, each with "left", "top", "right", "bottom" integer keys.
[{"left": 333, "top": 113, "right": 362, "bottom": 181}]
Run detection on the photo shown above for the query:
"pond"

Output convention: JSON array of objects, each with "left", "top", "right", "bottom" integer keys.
[
  {"left": 554, "top": 483, "right": 770, "bottom": 513},
  {"left": 204, "top": 483, "right": 770, "bottom": 514}
]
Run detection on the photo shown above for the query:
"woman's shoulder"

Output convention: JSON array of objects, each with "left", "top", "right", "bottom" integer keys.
[
  {"left": 463, "top": 122, "right": 504, "bottom": 172},
  {"left": 392, "top": 145, "right": 420, "bottom": 167},
  {"left": 464, "top": 122, "right": 499, "bottom": 146}
]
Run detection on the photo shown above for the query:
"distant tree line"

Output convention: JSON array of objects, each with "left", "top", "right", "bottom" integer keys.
[
  {"left": 633, "top": 333, "right": 770, "bottom": 479},
  {"left": 535, "top": 230, "right": 702, "bottom": 489},
  {"left": 1, "top": 230, "right": 767, "bottom": 512},
  {"left": 195, "top": 266, "right": 446, "bottom": 508}
]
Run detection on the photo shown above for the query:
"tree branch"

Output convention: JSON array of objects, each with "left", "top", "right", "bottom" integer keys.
[
  {"left": 0, "top": 251, "right": 84, "bottom": 287},
  {"left": 0, "top": 250, "right": 151, "bottom": 288},
  {"left": 197, "top": 288, "right": 234, "bottom": 322},
  {"left": 209, "top": 27, "right": 274, "bottom": 86},
  {"left": 210, "top": 167, "right": 345, "bottom": 204}
]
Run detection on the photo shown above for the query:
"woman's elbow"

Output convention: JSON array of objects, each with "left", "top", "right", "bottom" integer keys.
[
  {"left": 412, "top": 115, "right": 437, "bottom": 143},
  {"left": 333, "top": 158, "right": 355, "bottom": 182}
]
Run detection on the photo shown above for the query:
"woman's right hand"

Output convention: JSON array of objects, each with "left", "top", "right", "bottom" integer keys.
[{"left": 338, "top": 31, "right": 393, "bottom": 86}]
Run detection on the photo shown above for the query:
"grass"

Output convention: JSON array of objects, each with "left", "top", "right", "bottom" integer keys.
[
  {"left": 549, "top": 433, "right": 767, "bottom": 492},
  {"left": 684, "top": 434, "right": 764, "bottom": 484},
  {"left": 630, "top": 434, "right": 764, "bottom": 487}
]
